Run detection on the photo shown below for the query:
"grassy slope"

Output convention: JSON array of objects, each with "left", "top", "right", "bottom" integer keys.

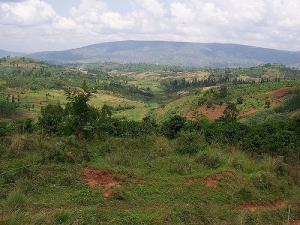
[
  {"left": 1, "top": 59, "right": 300, "bottom": 224},
  {"left": 1, "top": 134, "right": 300, "bottom": 224}
]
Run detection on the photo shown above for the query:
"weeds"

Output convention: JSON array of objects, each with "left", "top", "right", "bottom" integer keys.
[{"left": 0, "top": 134, "right": 300, "bottom": 224}]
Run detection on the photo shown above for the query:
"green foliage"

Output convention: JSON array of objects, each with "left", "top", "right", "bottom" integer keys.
[
  {"left": 2, "top": 58, "right": 300, "bottom": 224},
  {"left": 174, "top": 131, "right": 206, "bottom": 155},
  {"left": 62, "top": 81, "right": 101, "bottom": 138},
  {"left": 0, "top": 119, "right": 10, "bottom": 137},
  {"left": 237, "top": 187, "right": 253, "bottom": 201},
  {"left": 237, "top": 96, "right": 244, "bottom": 104},
  {"left": 195, "top": 151, "right": 224, "bottom": 169},
  {"left": 250, "top": 172, "right": 272, "bottom": 190},
  {"left": 161, "top": 115, "right": 186, "bottom": 139},
  {"left": 275, "top": 88, "right": 300, "bottom": 113},
  {"left": 219, "top": 85, "right": 228, "bottom": 98},
  {"left": 0, "top": 133, "right": 299, "bottom": 224},
  {"left": 39, "top": 103, "right": 64, "bottom": 134},
  {"left": 100, "top": 80, "right": 154, "bottom": 101},
  {"left": 0, "top": 99, "right": 17, "bottom": 118},
  {"left": 222, "top": 103, "right": 239, "bottom": 122}
]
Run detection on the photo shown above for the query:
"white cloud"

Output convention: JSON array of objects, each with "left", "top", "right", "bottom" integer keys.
[
  {"left": 69, "top": 0, "right": 107, "bottom": 24},
  {"left": 0, "top": 0, "right": 56, "bottom": 26},
  {"left": 170, "top": 2, "right": 195, "bottom": 23},
  {"left": 0, "top": 0, "right": 300, "bottom": 52},
  {"left": 133, "top": 0, "right": 166, "bottom": 17}
]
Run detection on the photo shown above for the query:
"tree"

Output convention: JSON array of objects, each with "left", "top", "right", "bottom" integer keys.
[
  {"left": 162, "top": 115, "right": 186, "bottom": 139},
  {"left": 62, "top": 81, "right": 100, "bottom": 138},
  {"left": 0, "top": 99, "right": 16, "bottom": 118},
  {"left": 237, "top": 96, "right": 244, "bottom": 104},
  {"left": 219, "top": 85, "right": 228, "bottom": 98},
  {"left": 100, "top": 103, "right": 112, "bottom": 120},
  {"left": 39, "top": 103, "right": 64, "bottom": 133},
  {"left": 222, "top": 103, "right": 239, "bottom": 122}
]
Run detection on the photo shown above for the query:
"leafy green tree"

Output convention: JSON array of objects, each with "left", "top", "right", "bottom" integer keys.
[
  {"left": 38, "top": 103, "right": 64, "bottom": 134},
  {"left": 0, "top": 99, "right": 16, "bottom": 118},
  {"left": 219, "top": 85, "right": 228, "bottom": 98},
  {"left": 100, "top": 103, "right": 112, "bottom": 120},
  {"left": 62, "top": 81, "right": 101, "bottom": 138},
  {"left": 162, "top": 115, "right": 186, "bottom": 139},
  {"left": 237, "top": 96, "right": 244, "bottom": 104}
]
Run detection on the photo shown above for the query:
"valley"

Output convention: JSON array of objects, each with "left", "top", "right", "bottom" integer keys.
[{"left": 1, "top": 56, "right": 300, "bottom": 224}]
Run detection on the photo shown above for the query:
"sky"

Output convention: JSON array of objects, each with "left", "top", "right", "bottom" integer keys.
[{"left": 0, "top": 0, "right": 300, "bottom": 53}]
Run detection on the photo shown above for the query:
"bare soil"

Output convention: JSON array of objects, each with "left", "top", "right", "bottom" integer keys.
[
  {"left": 291, "top": 220, "right": 300, "bottom": 225},
  {"left": 242, "top": 201, "right": 287, "bottom": 212},
  {"left": 82, "top": 168, "right": 121, "bottom": 198},
  {"left": 267, "top": 86, "right": 297, "bottom": 105},
  {"left": 185, "top": 104, "right": 227, "bottom": 121},
  {"left": 205, "top": 171, "right": 234, "bottom": 188}
]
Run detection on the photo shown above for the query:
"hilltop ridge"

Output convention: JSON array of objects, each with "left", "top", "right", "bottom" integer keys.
[{"left": 28, "top": 40, "right": 300, "bottom": 67}]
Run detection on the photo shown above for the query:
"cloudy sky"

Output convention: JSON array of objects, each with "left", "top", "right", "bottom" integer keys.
[{"left": 0, "top": 0, "right": 300, "bottom": 53}]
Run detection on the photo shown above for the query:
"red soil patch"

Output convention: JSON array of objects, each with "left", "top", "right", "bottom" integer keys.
[
  {"left": 267, "top": 86, "right": 295, "bottom": 98},
  {"left": 185, "top": 104, "right": 227, "bottom": 121},
  {"left": 205, "top": 171, "right": 234, "bottom": 188},
  {"left": 267, "top": 86, "right": 297, "bottom": 105},
  {"left": 82, "top": 168, "right": 121, "bottom": 198},
  {"left": 291, "top": 220, "right": 300, "bottom": 225},
  {"left": 242, "top": 201, "right": 287, "bottom": 212}
]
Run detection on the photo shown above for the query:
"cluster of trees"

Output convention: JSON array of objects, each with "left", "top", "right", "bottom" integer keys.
[
  {"left": 100, "top": 80, "right": 153, "bottom": 100},
  {"left": 1, "top": 82, "right": 299, "bottom": 162},
  {"left": 159, "top": 63, "right": 300, "bottom": 93}
]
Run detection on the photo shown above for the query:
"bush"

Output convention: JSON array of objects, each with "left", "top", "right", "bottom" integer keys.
[
  {"left": 174, "top": 131, "right": 206, "bottom": 155},
  {"left": 162, "top": 115, "right": 186, "bottom": 139},
  {"left": 250, "top": 172, "right": 271, "bottom": 190},
  {"left": 237, "top": 187, "right": 253, "bottom": 201},
  {"left": 0, "top": 120, "right": 9, "bottom": 137},
  {"left": 195, "top": 151, "right": 224, "bottom": 169}
]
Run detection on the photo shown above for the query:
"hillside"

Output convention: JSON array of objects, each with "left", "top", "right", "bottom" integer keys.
[
  {"left": 1, "top": 57, "right": 300, "bottom": 224},
  {"left": 28, "top": 40, "right": 300, "bottom": 67},
  {"left": 0, "top": 49, "right": 24, "bottom": 58}
]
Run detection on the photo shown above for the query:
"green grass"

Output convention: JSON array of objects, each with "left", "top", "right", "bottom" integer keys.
[{"left": 1, "top": 134, "right": 299, "bottom": 224}]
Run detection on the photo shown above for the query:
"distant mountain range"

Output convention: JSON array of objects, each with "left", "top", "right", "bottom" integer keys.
[
  {"left": 20, "top": 40, "right": 300, "bottom": 67},
  {"left": 0, "top": 49, "right": 24, "bottom": 58}
]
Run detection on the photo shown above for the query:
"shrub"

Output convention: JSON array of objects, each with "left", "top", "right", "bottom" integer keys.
[
  {"left": 250, "top": 173, "right": 271, "bottom": 190},
  {"left": 195, "top": 151, "right": 224, "bottom": 169},
  {"left": 174, "top": 131, "right": 206, "bottom": 155},
  {"left": 162, "top": 115, "right": 186, "bottom": 139},
  {"left": 237, "top": 188, "right": 253, "bottom": 201}
]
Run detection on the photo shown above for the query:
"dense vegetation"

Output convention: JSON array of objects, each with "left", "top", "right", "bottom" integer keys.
[{"left": 1, "top": 57, "right": 300, "bottom": 224}]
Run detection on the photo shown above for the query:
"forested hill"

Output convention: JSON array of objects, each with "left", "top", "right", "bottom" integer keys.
[
  {"left": 28, "top": 40, "right": 300, "bottom": 67},
  {"left": 0, "top": 49, "right": 24, "bottom": 58}
]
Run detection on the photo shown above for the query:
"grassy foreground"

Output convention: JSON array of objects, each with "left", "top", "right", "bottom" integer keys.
[{"left": 1, "top": 134, "right": 300, "bottom": 225}]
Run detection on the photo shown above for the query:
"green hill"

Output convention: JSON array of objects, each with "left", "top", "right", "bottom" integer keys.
[{"left": 1, "top": 57, "right": 300, "bottom": 224}]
